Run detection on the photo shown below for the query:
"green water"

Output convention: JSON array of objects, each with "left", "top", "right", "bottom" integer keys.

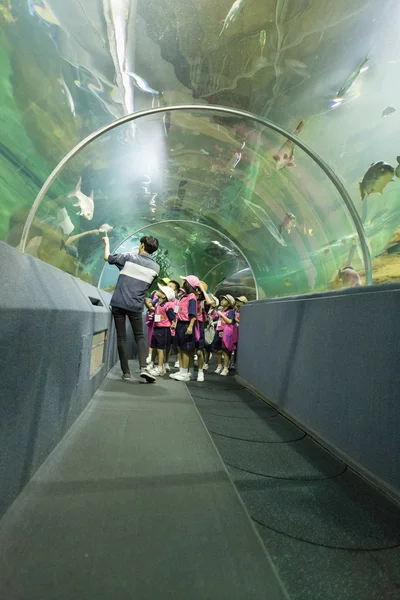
[{"left": 1, "top": 0, "right": 400, "bottom": 298}]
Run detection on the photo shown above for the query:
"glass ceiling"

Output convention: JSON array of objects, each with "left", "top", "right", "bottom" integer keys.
[{"left": 1, "top": 0, "right": 400, "bottom": 296}]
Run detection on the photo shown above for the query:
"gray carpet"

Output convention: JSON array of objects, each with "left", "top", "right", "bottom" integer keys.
[
  {"left": 0, "top": 362, "right": 288, "bottom": 600},
  {"left": 190, "top": 369, "right": 400, "bottom": 600},
  {"left": 202, "top": 412, "right": 306, "bottom": 443}
]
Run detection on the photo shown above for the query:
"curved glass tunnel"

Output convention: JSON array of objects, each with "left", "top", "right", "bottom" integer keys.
[
  {"left": 2, "top": 0, "right": 400, "bottom": 291},
  {"left": 16, "top": 107, "right": 369, "bottom": 299}
]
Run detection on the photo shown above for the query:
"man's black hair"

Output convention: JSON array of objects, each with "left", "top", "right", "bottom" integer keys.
[{"left": 140, "top": 235, "right": 159, "bottom": 254}]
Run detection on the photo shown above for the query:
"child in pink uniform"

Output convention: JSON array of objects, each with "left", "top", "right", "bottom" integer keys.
[
  {"left": 165, "top": 280, "right": 180, "bottom": 371},
  {"left": 194, "top": 287, "right": 208, "bottom": 382},
  {"left": 149, "top": 285, "right": 176, "bottom": 376},
  {"left": 214, "top": 294, "right": 236, "bottom": 376},
  {"left": 145, "top": 290, "right": 158, "bottom": 368},
  {"left": 170, "top": 275, "right": 199, "bottom": 382},
  {"left": 231, "top": 296, "right": 248, "bottom": 367},
  {"left": 204, "top": 295, "right": 219, "bottom": 371}
]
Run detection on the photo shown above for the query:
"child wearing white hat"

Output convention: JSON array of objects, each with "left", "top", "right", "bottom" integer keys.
[{"left": 149, "top": 285, "right": 177, "bottom": 376}]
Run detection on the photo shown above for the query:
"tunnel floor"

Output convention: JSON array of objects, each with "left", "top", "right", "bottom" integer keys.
[
  {"left": 0, "top": 361, "right": 287, "bottom": 600},
  {"left": 1, "top": 362, "right": 399, "bottom": 600}
]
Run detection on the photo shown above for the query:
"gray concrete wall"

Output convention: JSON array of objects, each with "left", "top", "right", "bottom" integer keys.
[
  {"left": 0, "top": 242, "right": 135, "bottom": 516},
  {"left": 237, "top": 284, "right": 400, "bottom": 499}
]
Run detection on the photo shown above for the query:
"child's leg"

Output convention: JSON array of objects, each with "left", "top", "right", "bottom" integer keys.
[
  {"left": 223, "top": 350, "right": 231, "bottom": 369},
  {"left": 182, "top": 351, "right": 191, "bottom": 369},
  {"left": 204, "top": 348, "right": 210, "bottom": 365},
  {"left": 197, "top": 349, "right": 205, "bottom": 381},
  {"left": 221, "top": 350, "right": 231, "bottom": 374},
  {"left": 217, "top": 350, "right": 223, "bottom": 367},
  {"left": 197, "top": 349, "right": 204, "bottom": 370},
  {"left": 166, "top": 347, "right": 171, "bottom": 364},
  {"left": 189, "top": 353, "right": 194, "bottom": 371},
  {"left": 157, "top": 349, "right": 164, "bottom": 367}
]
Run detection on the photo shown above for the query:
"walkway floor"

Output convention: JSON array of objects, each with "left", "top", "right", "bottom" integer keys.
[
  {"left": 187, "top": 371, "right": 400, "bottom": 600},
  {"left": 0, "top": 362, "right": 288, "bottom": 600}
]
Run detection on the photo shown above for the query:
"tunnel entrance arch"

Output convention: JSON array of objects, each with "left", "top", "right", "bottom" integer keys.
[
  {"left": 19, "top": 104, "right": 372, "bottom": 289},
  {"left": 97, "top": 219, "right": 259, "bottom": 298}
]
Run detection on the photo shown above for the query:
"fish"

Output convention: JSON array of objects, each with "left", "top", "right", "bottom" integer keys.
[
  {"left": 260, "top": 30, "right": 266, "bottom": 57},
  {"left": 338, "top": 266, "right": 361, "bottom": 287},
  {"left": 67, "top": 177, "right": 95, "bottom": 220},
  {"left": 99, "top": 223, "right": 113, "bottom": 233},
  {"left": 395, "top": 156, "right": 400, "bottom": 179},
  {"left": 200, "top": 149, "right": 210, "bottom": 155},
  {"left": 58, "top": 77, "right": 76, "bottom": 117},
  {"left": 126, "top": 72, "right": 160, "bottom": 95},
  {"left": 335, "top": 55, "right": 370, "bottom": 99},
  {"left": 285, "top": 59, "right": 309, "bottom": 78},
  {"left": 359, "top": 162, "right": 395, "bottom": 200},
  {"left": 242, "top": 198, "right": 287, "bottom": 246},
  {"left": 219, "top": 0, "right": 246, "bottom": 35},
  {"left": 177, "top": 179, "right": 187, "bottom": 201},
  {"left": 283, "top": 279, "right": 292, "bottom": 287},
  {"left": 377, "top": 240, "right": 400, "bottom": 256},
  {"left": 382, "top": 106, "right": 396, "bottom": 118},
  {"left": 60, "top": 240, "right": 79, "bottom": 258},
  {"left": 57, "top": 207, "right": 75, "bottom": 235},
  {"left": 273, "top": 121, "right": 304, "bottom": 170},
  {"left": 228, "top": 142, "right": 245, "bottom": 170},
  {"left": 28, "top": 0, "right": 61, "bottom": 27},
  {"left": 25, "top": 235, "right": 43, "bottom": 257},
  {"left": 279, "top": 212, "right": 296, "bottom": 234}
]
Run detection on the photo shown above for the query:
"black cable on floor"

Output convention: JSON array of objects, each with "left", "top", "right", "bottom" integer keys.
[
  {"left": 198, "top": 408, "right": 279, "bottom": 420},
  {"left": 226, "top": 460, "right": 348, "bottom": 481},
  {"left": 251, "top": 517, "right": 400, "bottom": 552},
  {"left": 187, "top": 384, "right": 246, "bottom": 392},
  {"left": 208, "top": 430, "right": 307, "bottom": 444},
  {"left": 192, "top": 393, "right": 256, "bottom": 403}
]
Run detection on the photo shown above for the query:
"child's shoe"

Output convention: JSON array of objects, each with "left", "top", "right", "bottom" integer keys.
[
  {"left": 173, "top": 372, "right": 191, "bottom": 382},
  {"left": 150, "top": 366, "right": 162, "bottom": 377}
]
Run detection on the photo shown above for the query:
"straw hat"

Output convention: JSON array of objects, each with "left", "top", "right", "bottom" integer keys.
[{"left": 221, "top": 294, "right": 235, "bottom": 307}]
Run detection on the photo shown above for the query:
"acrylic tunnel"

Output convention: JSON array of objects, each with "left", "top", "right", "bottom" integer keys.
[{"left": 18, "top": 105, "right": 371, "bottom": 299}]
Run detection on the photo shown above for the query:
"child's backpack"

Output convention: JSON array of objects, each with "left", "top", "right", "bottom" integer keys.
[{"left": 205, "top": 316, "right": 216, "bottom": 346}]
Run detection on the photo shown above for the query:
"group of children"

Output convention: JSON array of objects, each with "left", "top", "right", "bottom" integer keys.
[{"left": 144, "top": 275, "right": 248, "bottom": 383}]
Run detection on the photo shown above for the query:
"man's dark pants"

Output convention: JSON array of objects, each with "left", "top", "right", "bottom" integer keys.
[{"left": 111, "top": 306, "right": 147, "bottom": 375}]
